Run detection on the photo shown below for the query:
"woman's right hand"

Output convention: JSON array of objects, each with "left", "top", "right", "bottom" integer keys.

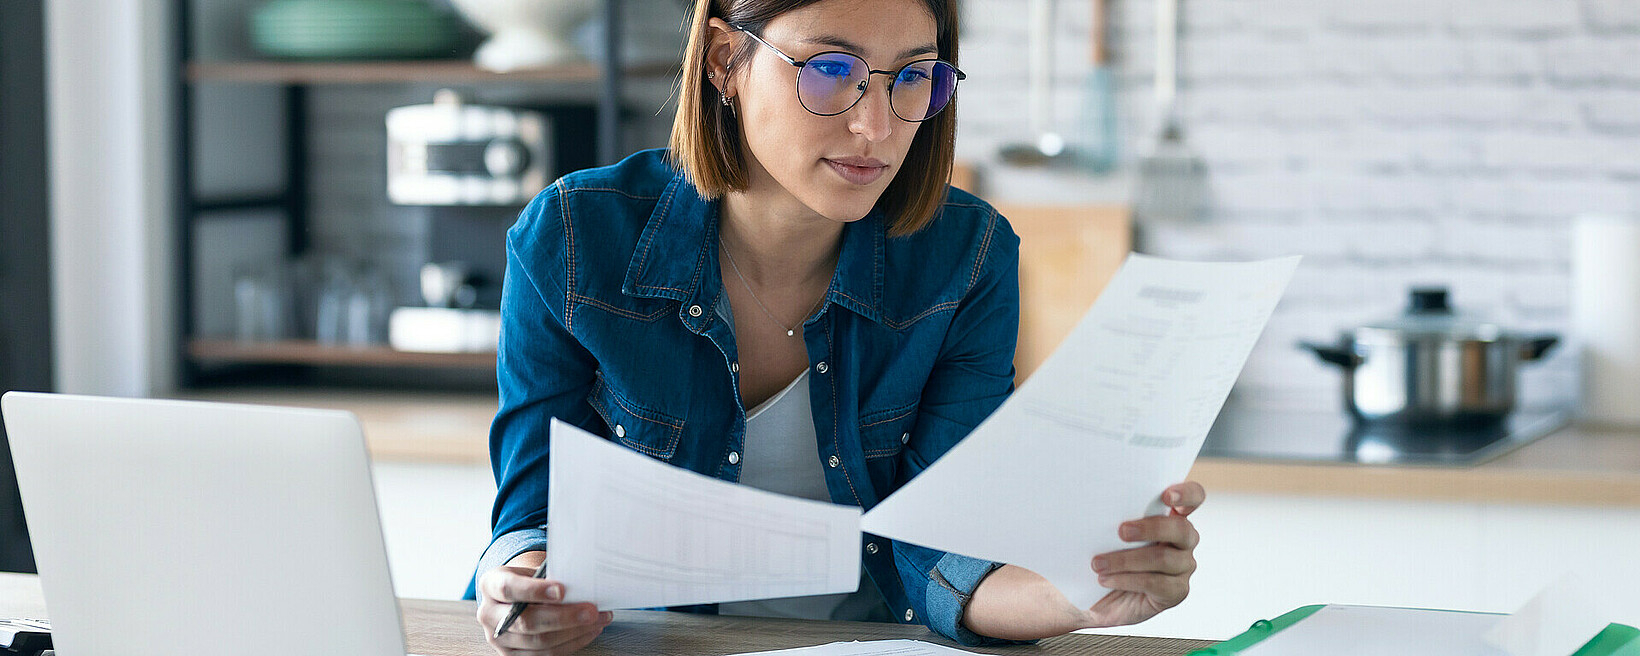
[{"left": 477, "top": 554, "right": 613, "bottom": 655}]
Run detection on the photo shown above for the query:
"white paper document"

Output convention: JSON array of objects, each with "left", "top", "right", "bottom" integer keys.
[
  {"left": 1240, "top": 605, "right": 1508, "bottom": 656},
  {"left": 860, "top": 254, "right": 1300, "bottom": 608},
  {"left": 1484, "top": 571, "right": 1640, "bottom": 656},
  {"left": 547, "top": 418, "right": 862, "bottom": 609},
  {"left": 547, "top": 255, "right": 1298, "bottom": 612},
  {"left": 728, "top": 639, "right": 993, "bottom": 656}
]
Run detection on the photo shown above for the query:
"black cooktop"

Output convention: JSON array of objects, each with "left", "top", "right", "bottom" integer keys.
[{"left": 1199, "top": 407, "right": 1570, "bottom": 466}]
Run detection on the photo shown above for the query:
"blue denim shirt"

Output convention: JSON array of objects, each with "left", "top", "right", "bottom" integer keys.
[{"left": 472, "top": 149, "right": 1024, "bottom": 646}]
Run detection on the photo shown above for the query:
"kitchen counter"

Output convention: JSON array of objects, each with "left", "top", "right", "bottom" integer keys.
[
  {"left": 1191, "top": 422, "right": 1640, "bottom": 507},
  {"left": 178, "top": 389, "right": 1640, "bottom": 506},
  {"left": 176, "top": 388, "right": 495, "bottom": 465}
]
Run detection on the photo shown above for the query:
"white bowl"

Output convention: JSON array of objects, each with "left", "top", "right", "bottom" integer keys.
[{"left": 449, "top": 0, "right": 599, "bottom": 71}]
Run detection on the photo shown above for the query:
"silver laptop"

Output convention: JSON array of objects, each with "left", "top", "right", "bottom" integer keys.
[{"left": 2, "top": 392, "right": 420, "bottom": 656}]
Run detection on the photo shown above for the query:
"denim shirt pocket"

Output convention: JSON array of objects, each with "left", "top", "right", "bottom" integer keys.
[
  {"left": 859, "top": 402, "right": 918, "bottom": 461},
  {"left": 586, "top": 371, "right": 685, "bottom": 461}
]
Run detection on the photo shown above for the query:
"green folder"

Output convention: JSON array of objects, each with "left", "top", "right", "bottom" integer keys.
[{"left": 1187, "top": 605, "right": 1640, "bottom": 656}]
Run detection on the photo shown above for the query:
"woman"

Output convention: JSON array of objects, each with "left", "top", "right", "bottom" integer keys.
[{"left": 472, "top": 0, "right": 1205, "bottom": 653}]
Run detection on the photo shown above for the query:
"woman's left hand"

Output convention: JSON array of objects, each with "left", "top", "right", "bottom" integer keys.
[{"left": 1079, "top": 481, "right": 1205, "bottom": 629}]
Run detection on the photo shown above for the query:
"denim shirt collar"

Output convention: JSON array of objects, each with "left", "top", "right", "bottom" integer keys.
[{"left": 621, "top": 169, "right": 888, "bottom": 328}]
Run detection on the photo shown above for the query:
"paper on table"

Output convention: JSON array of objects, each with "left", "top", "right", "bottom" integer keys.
[
  {"left": 1239, "top": 605, "right": 1508, "bottom": 656},
  {"left": 546, "top": 419, "right": 862, "bottom": 609},
  {"left": 727, "top": 639, "right": 993, "bottom": 656},
  {"left": 860, "top": 254, "right": 1301, "bottom": 608},
  {"left": 1485, "top": 572, "right": 1640, "bottom": 656}
]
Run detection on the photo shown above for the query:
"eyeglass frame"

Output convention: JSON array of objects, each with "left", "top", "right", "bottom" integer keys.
[{"left": 730, "top": 26, "right": 966, "bottom": 123}]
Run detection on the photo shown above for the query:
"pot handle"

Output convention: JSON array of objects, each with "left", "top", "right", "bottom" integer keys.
[
  {"left": 1522, "top": 335, "right": 1560, "bottom": 361},
  {"left": 1299, "top": 341, "right": 1362, "bottom": 368}
]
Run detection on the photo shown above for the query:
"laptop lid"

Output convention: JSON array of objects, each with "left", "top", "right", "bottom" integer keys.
[{"left": 1, "top": 392, "right": 408, "bottom": 656}]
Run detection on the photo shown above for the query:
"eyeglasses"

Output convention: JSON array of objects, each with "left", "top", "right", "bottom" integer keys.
[{"left": 734, "top": 27, "right": 965, "bottom": 123}]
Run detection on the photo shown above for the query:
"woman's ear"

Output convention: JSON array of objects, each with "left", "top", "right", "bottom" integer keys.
[{"left": 705, "top": 17, "right": 738, "bottom": 97}]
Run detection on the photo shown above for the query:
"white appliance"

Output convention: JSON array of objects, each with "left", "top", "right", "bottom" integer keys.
[
  {"left": 387, "top": 88, "right": 551, "bottom": 206},
  {"left": 1, "top": 392, "right": 425, "bottom": 656}
]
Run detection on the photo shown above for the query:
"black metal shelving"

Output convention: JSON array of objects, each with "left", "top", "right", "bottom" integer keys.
[{"left": 171, "top": 0, "right": 645, "bottom": 388}]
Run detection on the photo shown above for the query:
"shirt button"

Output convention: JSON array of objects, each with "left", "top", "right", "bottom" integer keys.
[
  {"left": 827, "top": 455, "right": 840, "bottom": 468},
  {"left": 614, "top": 424, "right": 626, "bottom": 438},
  {"left": 815, "top": 361, "right": 829, "bottom": 374},
  {"left": 728, "top": 451, "right": 740, "bottom": 465},
  {"left": 688, "top": 305, "right": 703, "bottom": 317},
  {"left": 900, "top": 432, "right": 910, "bottom": 444},
  {"left": 730, "top": 361, "right": 739, "bottom": 373},
  {"left": 904, "top": 608, "right": 915, "bottom": 622},
  {"left": 865, "top": 542, "right": 879, "bottom": 555}
]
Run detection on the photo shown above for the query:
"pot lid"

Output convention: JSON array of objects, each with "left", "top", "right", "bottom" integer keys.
[{"left": 1352, "top": 288, "right": 1505, "bottom": 342}]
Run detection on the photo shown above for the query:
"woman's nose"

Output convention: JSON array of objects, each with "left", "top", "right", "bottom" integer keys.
[{"left": 847, "top": 79, "right": 897, "bottom": 142}]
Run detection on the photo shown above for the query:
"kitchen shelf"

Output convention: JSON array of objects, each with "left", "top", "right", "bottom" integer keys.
[
  {"left": 173, "top": 0, "right": 651, "bottom": 389},
  {"left": 188, "top": 338, "right": 495, "bottom": 370},
  {"left": 185, "top": 59, "right": 678, "bottom": 85}
]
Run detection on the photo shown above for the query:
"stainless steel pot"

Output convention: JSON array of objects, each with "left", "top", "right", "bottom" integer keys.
[{"left": 1301, "top": 288, "right": 1558, "bottom": 425}]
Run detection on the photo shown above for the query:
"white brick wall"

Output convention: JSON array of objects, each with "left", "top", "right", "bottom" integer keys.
[{"left": 956, "top": 0, "right": 1640, "bottom": 411}]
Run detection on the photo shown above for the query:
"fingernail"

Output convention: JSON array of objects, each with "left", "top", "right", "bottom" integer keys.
[
  {"left": 546, "top": 585, "right": 562, "bottom": 601},
  {"left": 601, "top": 611, "right": 614, "bottom": 623},
  {"left": 1120, "top": 523, "right": 1139, "bottom": 540},
  {"left": 1092, "top": 557, "right": 1108, "bottom": 572},
  {"left": 580, "top": 609, "right": 594, "bottom": 623},
  {"left": 1166, "top": 491, "right": 1180, "bottom": 504}
]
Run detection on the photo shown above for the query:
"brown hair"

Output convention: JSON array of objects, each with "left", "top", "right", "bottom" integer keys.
[{"left": 667, "top": 0, "right": 961, "bottom": 238}]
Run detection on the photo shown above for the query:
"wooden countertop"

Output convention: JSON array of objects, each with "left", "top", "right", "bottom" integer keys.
[
  {"left": 177, "top": 389, "right": 1640, "bottom": 506},
  {"left": 1191, "top": 422, "right": 1640, "bottom": 507},
  {"left": 176, "top": 388, "right": 494, "bottom": 466}
]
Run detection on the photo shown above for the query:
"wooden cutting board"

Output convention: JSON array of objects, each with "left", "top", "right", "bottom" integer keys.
[{"left": 993, "top": 203, "right": 1131, "bottom": 384}]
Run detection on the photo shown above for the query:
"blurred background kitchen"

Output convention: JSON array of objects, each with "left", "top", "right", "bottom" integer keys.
[{"left": 2, "top": 0, "right": 1638, "bottom": 640}]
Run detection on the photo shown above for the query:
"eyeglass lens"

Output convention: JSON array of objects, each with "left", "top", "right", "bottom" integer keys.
[{"left": 795, "top": 53, "right": 959, "bottom": 122}]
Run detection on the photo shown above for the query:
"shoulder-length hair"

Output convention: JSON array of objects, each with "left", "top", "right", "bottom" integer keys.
[{"left": 667, "top": 0, "right": 961, "bottom": 238}]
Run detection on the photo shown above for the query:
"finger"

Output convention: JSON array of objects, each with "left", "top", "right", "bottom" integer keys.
[
  {"left": 1092, "top": 544, "right": 1196, "bottom": 577},
  {"left": 497, "top": 617, "right": 605, "bottom": 654},
  {"left": 1096, "top": 571, "right": 1190, "bottom": 607},
  {"left": 482, "top": 570, "right": 565, "bottom": 605},
  {"left": 507, "top": 603, "right": 605, "bottom": 636},
  {"left": 538, "top": 618, "right": 608, "bottom": 654},
  {"left": 488, "top": 606, "right": 602, "bottom": 652},
  {"left": 1119, "top": 515, "right": 1200, "bottom": 550},
  {"left": 1161, "top": 481, "right": 1206, "bottom": 515}
]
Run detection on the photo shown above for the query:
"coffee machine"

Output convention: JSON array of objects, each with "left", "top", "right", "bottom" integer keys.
[{"left": 384, "top": 89, "right": 596, "bottom": 352}]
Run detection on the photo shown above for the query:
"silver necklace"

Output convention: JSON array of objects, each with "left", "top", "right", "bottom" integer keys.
[{"left": 720, "top": 243, "right": 826, "bottom": 337}]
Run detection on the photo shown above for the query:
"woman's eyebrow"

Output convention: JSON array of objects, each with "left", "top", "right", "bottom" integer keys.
[{"left": 801, "top": 35, "right": 938, "bottom": 61}]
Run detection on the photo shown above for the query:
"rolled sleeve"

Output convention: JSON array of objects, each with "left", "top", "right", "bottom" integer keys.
[
  {"left": 926, "top": 552, "right": 1011, "bottom": 646},
  {"left": 475, "top": 526, "right": 549, "bottom": 585}
]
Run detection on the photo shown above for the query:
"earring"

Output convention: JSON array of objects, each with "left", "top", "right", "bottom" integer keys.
[
  {"left": 706, "top": 71, "right": 716, "bottom": 79},
  {"left": 719, "top": 90, "right": 733, "bottom": 106}
]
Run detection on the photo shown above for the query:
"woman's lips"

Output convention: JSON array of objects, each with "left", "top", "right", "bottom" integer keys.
[{"left": 824, "top": 158, "right": 889, "bottom": 185}]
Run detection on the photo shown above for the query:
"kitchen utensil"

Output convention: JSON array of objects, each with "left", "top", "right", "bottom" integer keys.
[
  {"left": 1076, "top": 0, "right": 1118, "bottom": 172},
  {"left": 1132, "top": 0, "right": 1208, "bottom": 224},
  {"left": 448, "top": 0, "right": 598, "bottom": 71},
  {"left": 998, "top": 0, "right": 1073, "bottom": 167},
  {"left": 250, "top": 0, "right": 463, "bottom": 60},
  {"left": 1571, "top": 213, "right": 1640, "bottom": 427},
  {"left": 1301, "top": 288, "right": 1560, "bottom": 426}
]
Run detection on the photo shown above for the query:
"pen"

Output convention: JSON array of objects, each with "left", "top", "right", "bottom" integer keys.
[{"left": 493, "top": 558, "right": 551, "bottom": 639}]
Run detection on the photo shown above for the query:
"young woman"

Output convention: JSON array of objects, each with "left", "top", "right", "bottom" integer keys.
[{"left": 471, "top": 0, "right": 1205, "bottom": 653}]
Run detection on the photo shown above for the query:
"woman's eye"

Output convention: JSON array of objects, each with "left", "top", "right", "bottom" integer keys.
[
  {"left": 809, "top": 61, "right": 853, "bottom": 79},
  {"left": 897, "top": 68, "right": 932, "bottom": 85}
]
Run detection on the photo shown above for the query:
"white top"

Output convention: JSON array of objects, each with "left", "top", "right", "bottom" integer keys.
[{"left": 715, "top": 373, "right": 887, "bottom": 621}]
